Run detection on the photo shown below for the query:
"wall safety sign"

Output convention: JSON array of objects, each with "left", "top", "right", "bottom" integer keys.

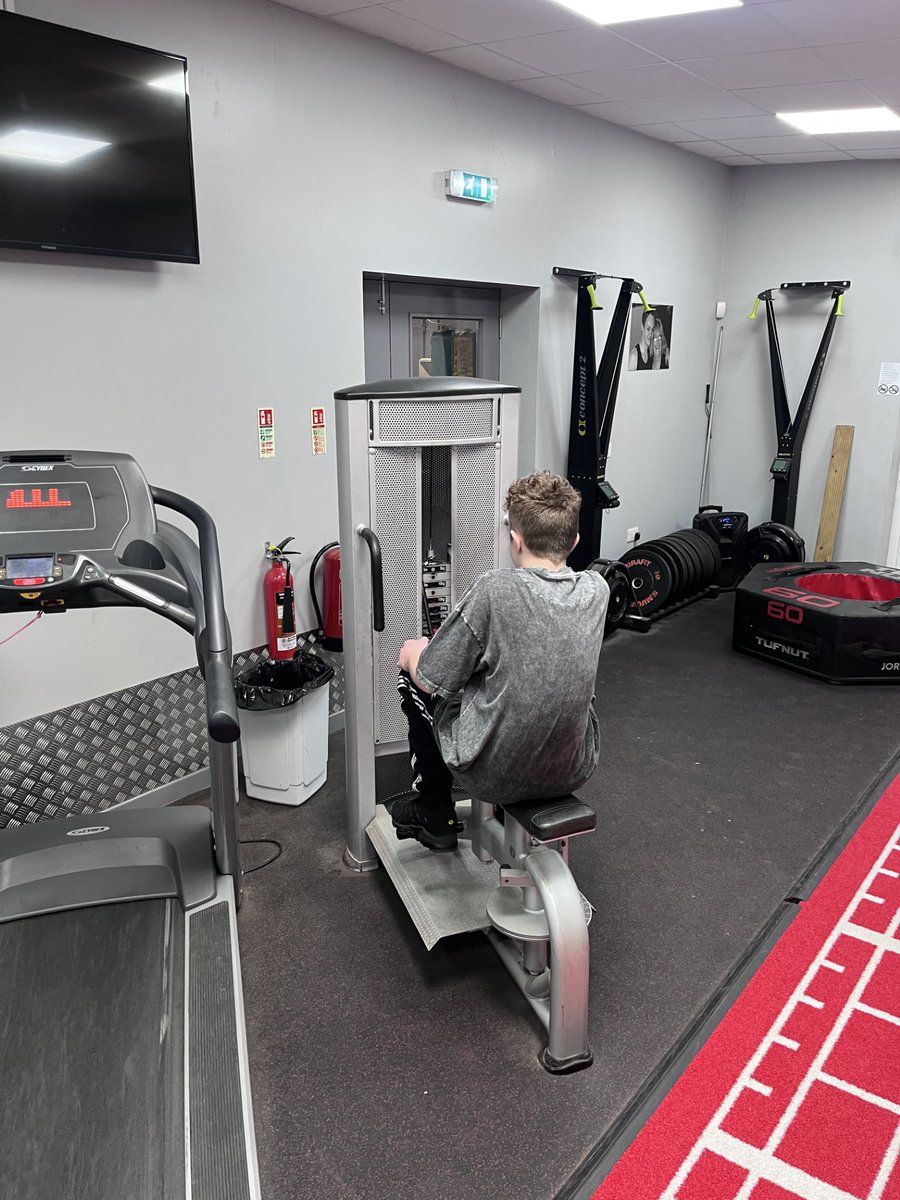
[
  {"left": 258, "top": 408, "right": 275, "bottom": 459},
  {"left": 311, "top": 407, "right": 327, "bottom": 456}
]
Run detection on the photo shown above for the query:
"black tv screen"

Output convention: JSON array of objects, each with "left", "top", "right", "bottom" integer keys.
[{"left": 0, "top": 13, "right": 199, "bottom": 263}]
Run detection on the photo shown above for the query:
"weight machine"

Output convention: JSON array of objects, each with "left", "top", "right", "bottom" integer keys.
[{"left": 334, "top": 376, "right": 598, "bottom": 1073}]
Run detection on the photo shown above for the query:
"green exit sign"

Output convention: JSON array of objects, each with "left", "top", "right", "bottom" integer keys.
[{"left": 445, "top": 170, "right": 497, "bottom": 204}]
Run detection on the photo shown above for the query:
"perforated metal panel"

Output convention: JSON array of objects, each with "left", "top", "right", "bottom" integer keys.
[
  {"left": 372, "top": 398, "right": 498, "bottom": 445},
  {"left": 453, "top": 443, "right": 502, "bottom": 599},
  {"left": 371, "top": 448, "right": 421, "bottom": 743}
]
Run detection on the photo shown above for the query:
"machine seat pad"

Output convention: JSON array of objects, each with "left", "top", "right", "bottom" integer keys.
[{"left": 496, "top": 795, "right": 596, "bottom": 841}]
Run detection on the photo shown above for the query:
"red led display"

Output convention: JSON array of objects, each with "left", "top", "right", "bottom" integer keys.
[{"left": 5, "top": 487, "right": 72, "bottom": 509}]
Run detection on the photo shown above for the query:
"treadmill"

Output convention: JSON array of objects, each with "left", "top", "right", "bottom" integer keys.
[{"left": 0, "top": 451, "right": 260, "bottom": 1200}]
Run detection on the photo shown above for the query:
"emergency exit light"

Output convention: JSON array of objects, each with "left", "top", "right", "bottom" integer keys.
[{"left": 445, "top": 171, "right": 497, "bottom": 204}]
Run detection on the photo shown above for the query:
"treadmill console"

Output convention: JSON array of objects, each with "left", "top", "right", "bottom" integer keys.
[{"left": 0, "top": 451, "right": 158, "bottom": 611}]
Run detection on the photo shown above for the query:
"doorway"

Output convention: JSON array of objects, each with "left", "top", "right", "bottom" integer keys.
[{"left": 362, "top": 277, "right": 501, "bottom": 382}]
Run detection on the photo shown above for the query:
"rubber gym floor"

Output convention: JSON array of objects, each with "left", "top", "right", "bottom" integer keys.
[{"left": 231, "top": 590, "right": 900, "bottom": 1200}]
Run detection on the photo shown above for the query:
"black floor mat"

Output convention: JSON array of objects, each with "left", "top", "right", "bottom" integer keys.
[{"left": 234, "top": 592, "right": 900, "bottom": 1200}]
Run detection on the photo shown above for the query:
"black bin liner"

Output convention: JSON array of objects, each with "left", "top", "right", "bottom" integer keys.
[{"left": 234, "top": 651, "right": 334, "bottom": 711}]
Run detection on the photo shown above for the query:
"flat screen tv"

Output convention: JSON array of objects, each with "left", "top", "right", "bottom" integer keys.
[{"left": 0, "top": 12, "right": 199, "bottom": 263}]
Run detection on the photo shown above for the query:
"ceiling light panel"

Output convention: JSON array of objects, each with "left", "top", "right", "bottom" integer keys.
[
  {"left": 777, "top": 106, "right": 900, "bottom": 134},
  {"left": 552, "top": 0, "right": 742, "bottom": 24}
]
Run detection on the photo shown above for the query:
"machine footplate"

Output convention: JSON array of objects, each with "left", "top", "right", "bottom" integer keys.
[{"left": 367, "top": 805, "right": 498, "bottom": 949}]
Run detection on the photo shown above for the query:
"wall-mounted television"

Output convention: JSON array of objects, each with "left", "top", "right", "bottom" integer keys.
[{"left": 0, "top": 12, "right": 199, "bottom": 264}]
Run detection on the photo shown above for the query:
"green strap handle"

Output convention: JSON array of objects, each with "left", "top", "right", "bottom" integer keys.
[
  {"left": 746, "top": 296, "right": 761, "bottom": 321},
  {"left": 638, "top": 290, "right": 654, "bottom": 313},
  {"left": 836, "top": 292, "right": 845, "bottom": 316},
  {"left": 586, "top": 283, "right": 602, "bottom": 311}
]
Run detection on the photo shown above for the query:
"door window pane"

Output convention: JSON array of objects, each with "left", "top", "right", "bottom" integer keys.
[{"left": 411, "top": 317, "right": 481, "bottom": 377}]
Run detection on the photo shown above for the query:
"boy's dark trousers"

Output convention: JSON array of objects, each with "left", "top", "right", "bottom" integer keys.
[{"left": 397, "top": 670, "right": 455, "bottom": 809}]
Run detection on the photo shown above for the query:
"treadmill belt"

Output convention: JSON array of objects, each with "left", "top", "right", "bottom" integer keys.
[{"left": 0, "top": 899, "right": 185, "bottom": 1200}]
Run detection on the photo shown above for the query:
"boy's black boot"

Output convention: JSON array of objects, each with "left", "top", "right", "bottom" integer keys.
[{"left": 389, "top": 793, "right": 462, "bottom": 852}]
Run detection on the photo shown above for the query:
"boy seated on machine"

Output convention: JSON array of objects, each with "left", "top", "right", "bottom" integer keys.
[{"left": 391, "top": 470, "right": 610, "bottom": 852}]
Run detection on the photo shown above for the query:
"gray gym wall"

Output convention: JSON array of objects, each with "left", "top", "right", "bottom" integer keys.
[
  {"left": 714, "top": 160, "right": 900, "bottom": 563},
  {"left": 1, "top": 0, "right": 730, "bottom": 731},
  {"left": 1, "top": 0, "right": 893, "bottom": 747}
]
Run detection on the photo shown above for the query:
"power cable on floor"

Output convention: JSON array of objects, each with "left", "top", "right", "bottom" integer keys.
[{"left": 240, "top": 837, "right": 283, "bottom": 874}]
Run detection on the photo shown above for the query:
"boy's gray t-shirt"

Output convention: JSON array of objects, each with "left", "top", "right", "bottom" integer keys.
[{"left": 415, "top": 566, "right": 609, "bottom": 803}]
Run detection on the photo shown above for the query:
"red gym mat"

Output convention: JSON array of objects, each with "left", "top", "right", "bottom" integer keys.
[{"left": 594, "top": 772, "right": 900, "bottom": 1200}]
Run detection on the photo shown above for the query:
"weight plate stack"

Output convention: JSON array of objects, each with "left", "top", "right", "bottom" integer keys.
[
  {"left": 746, "top": 522, "right": 806, "bottom": 567},
  {"left": 670, "top": 528, "right": 722, "bottom": 593},
  {"left": 620, "top": 545, "right": 674, "bottom": 614},
  {"left": 588, "top": 559, "right": 631, "bottom": 631}
]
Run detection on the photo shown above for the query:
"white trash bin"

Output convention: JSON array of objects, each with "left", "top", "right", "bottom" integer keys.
[{"left": 235, "top": 654, "right": 333, "bottom": 806}]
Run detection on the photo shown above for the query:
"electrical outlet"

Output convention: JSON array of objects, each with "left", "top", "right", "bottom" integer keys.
[{"left": 627, "top": 526, "right": 641, "bottom": 543}]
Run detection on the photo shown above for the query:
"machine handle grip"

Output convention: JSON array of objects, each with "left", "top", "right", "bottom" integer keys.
[
  {"left": 638, "top": 290, "right": 654, "bottom": 312},
  {"left": 746, "top": 296, "right": 761, "bottom": 320},
  {"left": 356, "top": 525, "right": 385, "bottom": 632},
  {"left": 205, "top": 650, "right": 241, "bottom": 743}
]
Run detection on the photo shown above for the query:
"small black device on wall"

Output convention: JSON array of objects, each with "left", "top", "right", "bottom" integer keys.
[{"left": 0, "top": 12, "right": 199, "bottom": 264}]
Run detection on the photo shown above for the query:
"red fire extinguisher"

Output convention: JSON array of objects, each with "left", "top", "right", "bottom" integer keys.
[
  {"left": 264, "top": 538, "right": 299, "bottom": 660},
  {"left": 310, "top": 541, "right": 342, "bottom": 651}
]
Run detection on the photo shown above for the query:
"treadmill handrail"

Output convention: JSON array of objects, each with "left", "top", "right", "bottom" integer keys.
[{"left": 151, "top": 487, "right": 240, "bottom": 744}]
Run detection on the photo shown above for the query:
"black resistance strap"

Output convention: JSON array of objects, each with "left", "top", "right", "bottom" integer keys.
[
  {"left": 747, "top": 280, "right": 850, "bottom": 528},
  {"left": 556, "top": 267, "right": 651, "bottom": 570}
]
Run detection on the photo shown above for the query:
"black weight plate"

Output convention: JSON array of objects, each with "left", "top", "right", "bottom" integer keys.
[
  {"left": 687, "top": 527, "right": 723, "bottom": 585},
  {"left": 746, "top": 524, "right": 792, "bottom": 565},
  {"left": 667, "top": 531, "right": 703, "bottom": 595},
  {"left": 654, "top": 536, "right": 691, "bottom": 603},
  {"left": 678, "top": 527, "right": 721, "bottom": 588},
  {"left": 605, "top": 565, "right": 631, "bottom": 630},
  {"left": 620, "top": 545, "right": 673, "bottom": 614},
  {"left": 766, "top": 522, "right": 806, "bottom": 561},
  {"left": 672, "top": 532, "right": 705, "bottom": 597},
  {"left": 588, "top": 560, "right": 631, "bottom": 629},
  {"left": 641, "top": 539, "right": 685, "bottom": 604}
]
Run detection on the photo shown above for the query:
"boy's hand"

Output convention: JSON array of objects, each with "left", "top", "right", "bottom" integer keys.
[{"left": 398, "top": 636, "right": 430, "bottom": 673}]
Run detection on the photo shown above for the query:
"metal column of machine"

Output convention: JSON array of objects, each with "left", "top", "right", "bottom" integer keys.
[
  {"left": 747, "top": 280, "right": 850, "bottom": 528},
  {"left": 0, "top": 450, "right": 260, "bottom": 1200},
  {"left": 334, "top": 378, "right": 597, "bottom": 1072}
]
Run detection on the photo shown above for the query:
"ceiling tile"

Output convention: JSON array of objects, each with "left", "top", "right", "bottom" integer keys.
[
  {"left": 733, "top": 80, "right": 882, "bottom": 112},
  {"left": 681, "top": 47, "right": 849, "bottom": 89},
  {"left": 331, "top": 6, "right": 466, "bottom": 51},
  {"left": 629, "top": 122, "right": 706, "bottom": 143},
  {"left": 427, "top": 44, "right": 543, "bottom": 82},
  {"left": 719, "top": 133, "right": 839, "bottom": 153},
  {"left": 859, "top": 78, "right": 900, "bottom": 107},
  {"left": 814, "top": 39, "right": 900, "bottom": 80},
  {"left": 385, "top": 0, "right": 588, "bottom": 44},
  {"left": 273, "top": 0, "right": 378, "bottom": 14},
  {"left": 575, "top": 100, "right": 655, "bottom": 126},
  {"left": 626, "top": 91, "right": 767, "bottom": 122},
  {"left": 677, "top": 114, "right": 791, "bottom": 138},
  {"left": 754, "top": 150, "right": 854, "bottom": 161},
  {"left": 714, "top": 155, "right": 766, "bottom": 165},
  {"left": 609, "top": 6, "right": 802, "bottom": 59},
  {"left": 818, "top": 129, "right": 900, "bottom": 149},
  {"left": 561, "top": 63, "right": 716, "bottom": 101},
  {"left": 512, "top": 75, "right": 605, "bottom": 105},
  {"left": 678, "top": 140, "right": 735, "bottom": 158},
  {"left": 851, "top": 147, "right": 900, "bottom": 157},
  {"left": 759, "top": 0, "right": 900, "bottom": 47},
  {"left": 483, "top": 28, "right": 660, "bottom": 74}
]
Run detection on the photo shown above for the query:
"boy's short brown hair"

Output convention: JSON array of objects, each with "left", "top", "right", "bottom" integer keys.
[{"left": 504, "top": 471, "right": 581, "bottom": 563}]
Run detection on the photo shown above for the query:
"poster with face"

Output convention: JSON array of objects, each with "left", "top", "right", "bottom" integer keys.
[{"left": 628, "top": 304, "right": 673, "bottom": 371}]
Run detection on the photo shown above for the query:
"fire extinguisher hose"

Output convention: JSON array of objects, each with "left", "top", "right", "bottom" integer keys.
[{"left": 309, "top": 541, "right": 339, "bottom": 634}]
